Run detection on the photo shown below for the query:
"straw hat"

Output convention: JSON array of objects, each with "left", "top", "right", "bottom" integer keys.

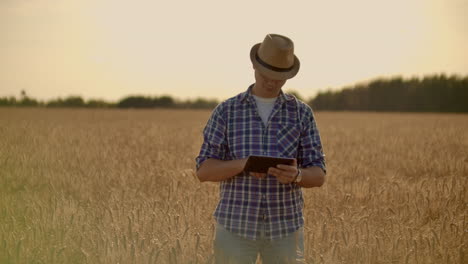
[{"left": 250, "top": 34, "right": 300, "bottom": 80}]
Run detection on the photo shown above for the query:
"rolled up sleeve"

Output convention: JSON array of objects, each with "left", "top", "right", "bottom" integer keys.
[
  {"left": 298, "top": 106, "right": 326, "bottom": 173},
  {"left": 195, "top": 104, "right": 227, "bottom": 170}
]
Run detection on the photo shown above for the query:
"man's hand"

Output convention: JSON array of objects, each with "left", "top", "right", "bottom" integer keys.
[
  {"left": 268, "top": 158, "right": 299, "bottom": 184},
  {"left": 249, "top": 172, "right": 267, "bottom": 179}
]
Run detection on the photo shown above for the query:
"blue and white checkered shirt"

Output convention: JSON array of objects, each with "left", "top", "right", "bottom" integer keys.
[{"left": 196, "top": 85, "right": 326, "bottom": 240}]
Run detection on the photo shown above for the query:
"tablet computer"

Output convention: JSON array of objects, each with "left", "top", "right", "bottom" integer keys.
[{"left": 243, "top": 155, "right": 295, "bottom": 173}]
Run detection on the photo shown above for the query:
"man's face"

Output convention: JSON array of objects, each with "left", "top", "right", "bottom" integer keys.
[{"left": 253, "top": 69, "right": 287, "bottom": 97}]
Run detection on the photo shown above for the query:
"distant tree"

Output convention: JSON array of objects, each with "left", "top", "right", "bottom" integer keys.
[
  {"left": 86, "top": 99, "right": 112, "bottom": 108},
  {"left": 17, "top": 90, "right": 40, "bottom": 107},
  {"left": 46, "top": 96, "right": 85, "bottom": 107},
  {"left": 181, "top": 98, "right": 218, "bottom": 109},
  {"left": 117, "top": 96, "right": 154, "bottom": 108},
  {"left": 19, "top": 97, "right": 40, "bottom": 107},
  {"left": 284, "top": 89, "right": 304, "bottom": 101},
  {"left": 63, "top": 96, "right": 85, "bottom": 107},
  {"left": 0, "top": 96, "right": 17, "bottom": 106},
  {"left": 309, "top": 89, "right": 336, "bottom": 110},
  {"left": 46, "top": 98, "right": 64, "bottom": 107},
  {"left": 154, "top": 95, "right": 175, "bottom": 108}
]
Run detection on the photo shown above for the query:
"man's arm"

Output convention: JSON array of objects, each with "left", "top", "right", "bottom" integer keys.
[
  {"left": 269, "top": 162, "right": 325, "bottom": 188},
  {"left": 296, "top": 103, "right": 327, "bottom": 185},
  {"left": 297, "top": 166, "right": 325, "bottom": 188},
  {"left": 197, "top": 158, "right": 248, "bottom": 182}
]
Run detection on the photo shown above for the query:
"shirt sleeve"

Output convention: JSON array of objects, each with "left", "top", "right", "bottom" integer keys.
[
  {"left": 195, "top": 103, "right": 227, "bottom": 170},
  {"left": 298, "top": 104, "right": 326, "bottom": 173}
]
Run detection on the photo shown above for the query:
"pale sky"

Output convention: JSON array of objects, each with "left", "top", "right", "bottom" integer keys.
[{"left": 1, "top": 0, "right": 467, "bottom": 102}]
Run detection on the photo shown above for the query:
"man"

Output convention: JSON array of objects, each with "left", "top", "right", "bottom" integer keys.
[{"left": 196, "top": 34, "right": 326, "bottom": 263}]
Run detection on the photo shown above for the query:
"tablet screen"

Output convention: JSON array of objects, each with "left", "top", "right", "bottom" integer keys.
[{"left": 243, "top": 155, "right": 295, "bottom": 173}]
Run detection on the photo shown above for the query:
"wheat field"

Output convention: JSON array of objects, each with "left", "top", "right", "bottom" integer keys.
[{"left": 0, "top": 108, "right": 466, "bottom": 264}]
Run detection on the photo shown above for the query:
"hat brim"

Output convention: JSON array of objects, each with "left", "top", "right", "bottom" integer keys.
[{"left": 250, "top": 43, "right": 300, "bottom": 80}]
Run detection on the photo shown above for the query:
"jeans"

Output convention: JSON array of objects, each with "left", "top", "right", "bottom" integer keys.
[{"left": 214, "top": 223, "right": 305, "bottom": 264}]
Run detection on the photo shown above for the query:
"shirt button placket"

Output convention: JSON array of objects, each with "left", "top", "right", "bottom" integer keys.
[
  {"left": 260, "top": 125, "right": 269, "bottom": 236},
  {"left": 260, "top": 192, "right": 266, "bottom": 217}
]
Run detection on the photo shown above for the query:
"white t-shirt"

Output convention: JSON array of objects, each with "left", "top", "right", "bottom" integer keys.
[{"left": 252, "top": 94, "right": 277, "bottom": 126}]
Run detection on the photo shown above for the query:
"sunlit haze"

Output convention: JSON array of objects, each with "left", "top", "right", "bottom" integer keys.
[{"left": 1, "top": 0, "right": 467, "bottom": 101}]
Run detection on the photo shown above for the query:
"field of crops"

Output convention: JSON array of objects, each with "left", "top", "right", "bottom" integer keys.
[{"left": 0, "top": 108, "right": 466, "bottom": 263}]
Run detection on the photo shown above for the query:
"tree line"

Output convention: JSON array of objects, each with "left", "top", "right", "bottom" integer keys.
[
  {"left": 1, "top": 74, "right": 467, "bottom": 112},
  {"left": 310, "top": 74, "right": 468, "bottom": 112},
  {"left": 0, "top": 93, "right": 219, "bottom": 109}
]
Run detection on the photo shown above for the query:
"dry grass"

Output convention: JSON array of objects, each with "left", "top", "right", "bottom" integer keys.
[{"left": 0, "top": 108, "right": 466, "bottom": 263}]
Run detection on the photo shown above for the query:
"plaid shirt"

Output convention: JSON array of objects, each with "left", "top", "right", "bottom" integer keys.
[{"left": 196, "top": 85, "right": 326, "bottom": 240}]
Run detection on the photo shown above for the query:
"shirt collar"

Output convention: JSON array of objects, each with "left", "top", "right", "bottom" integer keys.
[{"left": 239, "top": 84, "right": 294, "bottom": 104}]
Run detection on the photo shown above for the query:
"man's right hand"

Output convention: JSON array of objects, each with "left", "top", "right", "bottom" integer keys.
[{"left": 249, "top": 172, "right": 267, "bottom": 179}]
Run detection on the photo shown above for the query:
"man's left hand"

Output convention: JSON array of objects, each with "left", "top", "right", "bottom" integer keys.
[{"left": 268, "top": 159, "right": 299, "bottom": 184}]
